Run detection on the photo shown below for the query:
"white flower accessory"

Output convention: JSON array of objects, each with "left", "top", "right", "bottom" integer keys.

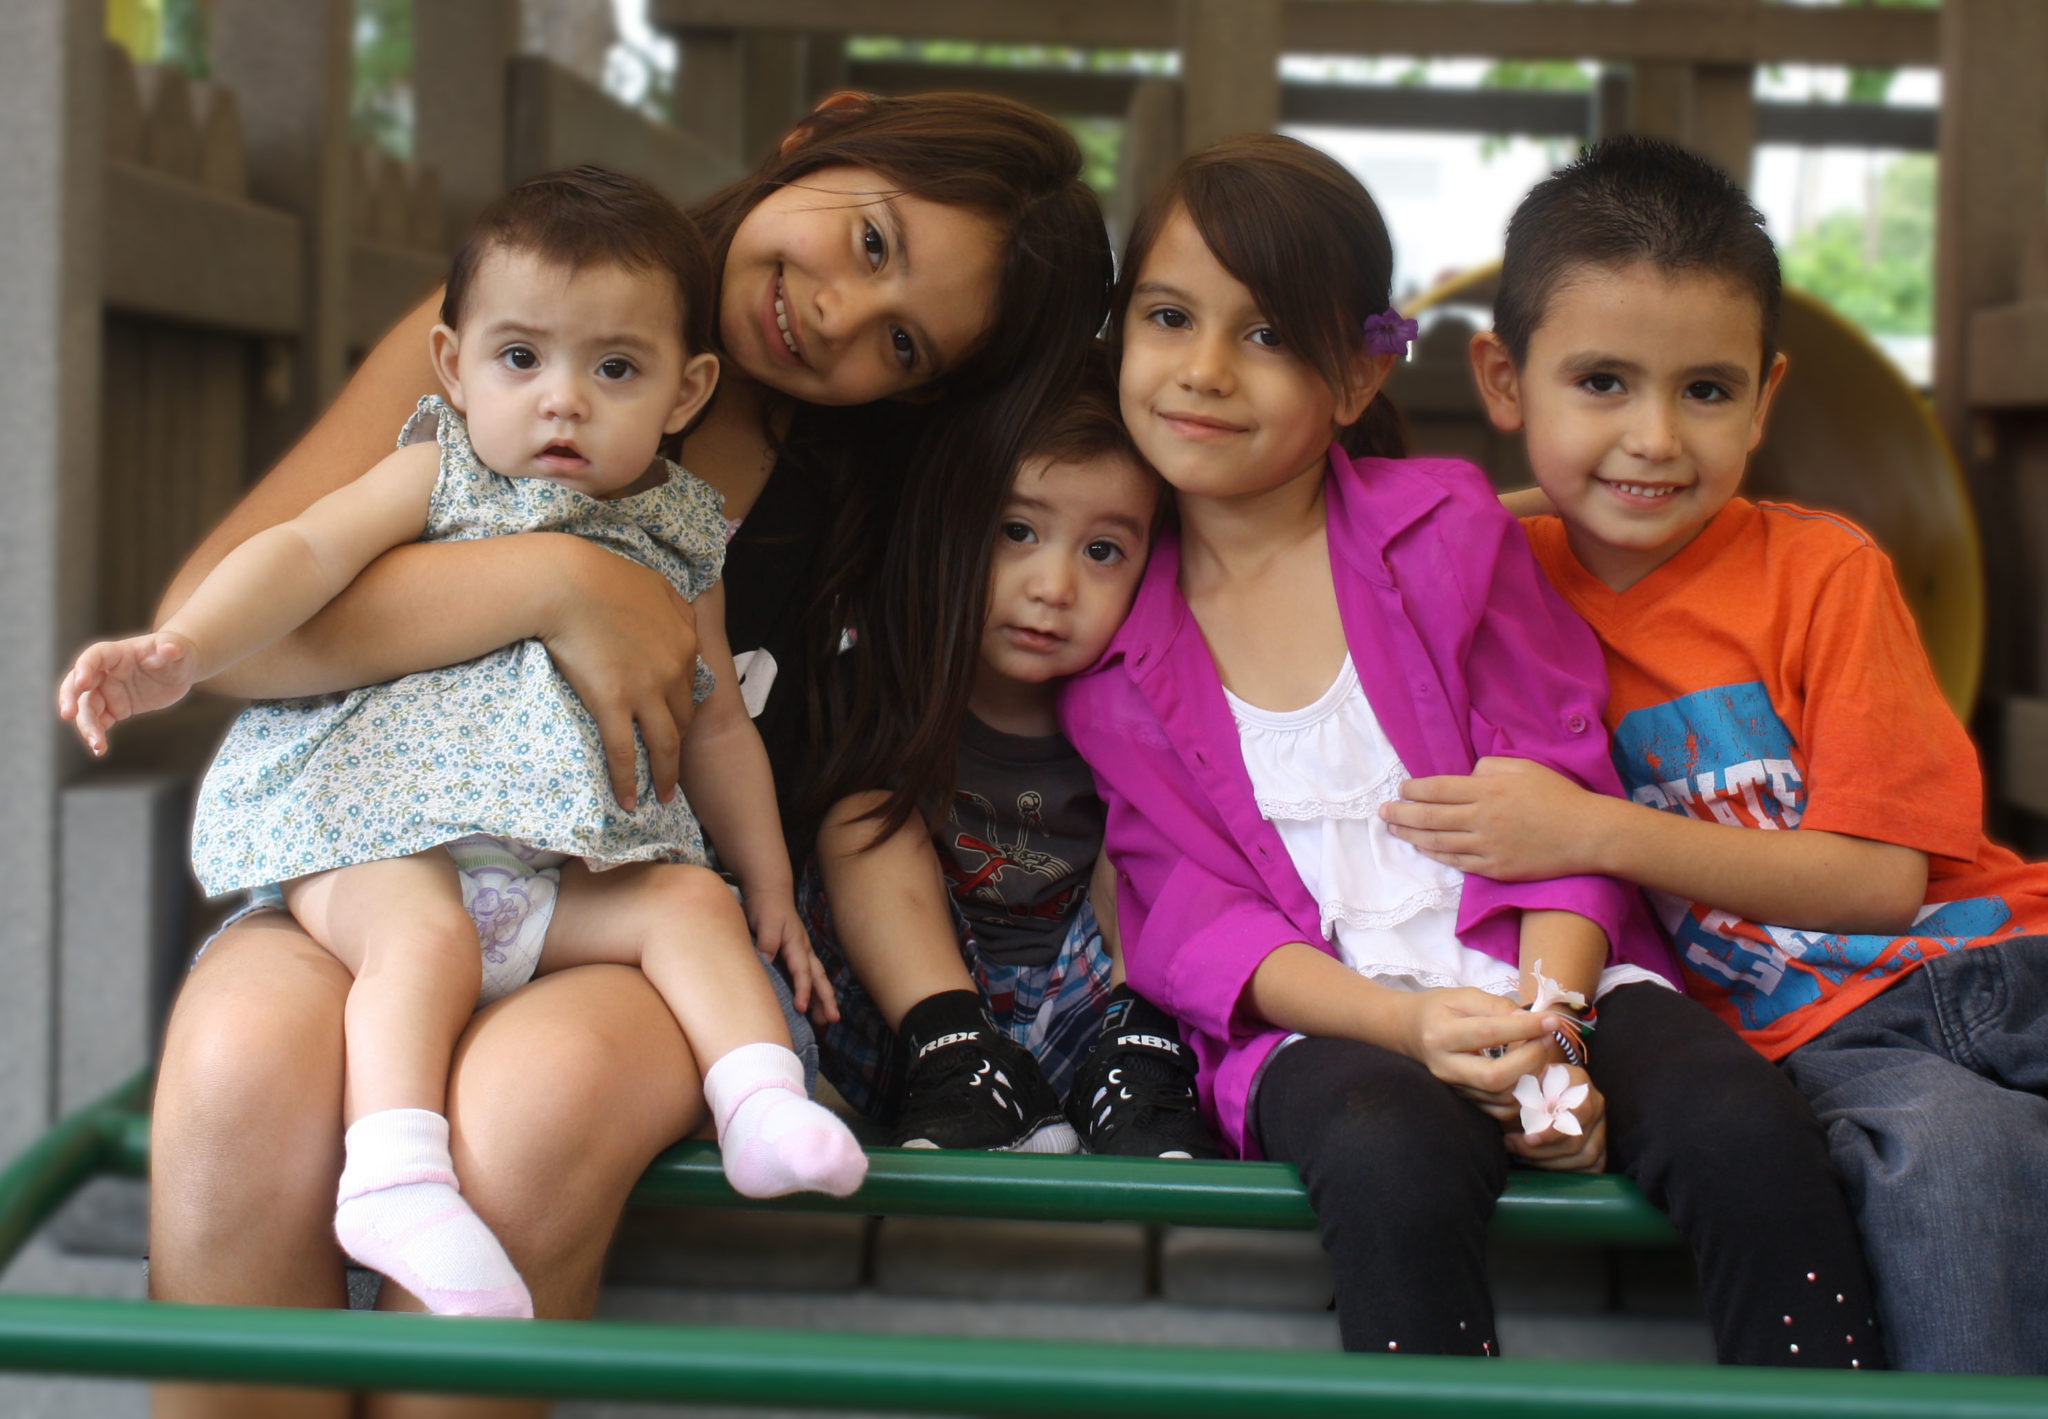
[
  {"left": 1514, "top": 1063, "right": 1589, "bottom": 1137},
  {"left": 1524, "top": 960, "right": 1587, "bottom": 1013}
]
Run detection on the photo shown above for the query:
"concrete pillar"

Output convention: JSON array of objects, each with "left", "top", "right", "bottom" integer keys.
[
  {"left": 0, "top": 0, "right": 103, "bottom": 1160},
  {"left": 211, "top": 0, "right": 353, "bottom": 449},
  {"left": 1178, "top": 0, "right": 1281, "bottom": 155},
  {"left": 59, "top": 778, "right": 192, "bottom": 1114},
  {"left": 415, "top": 0, "right": 522, "bottom": 241}
]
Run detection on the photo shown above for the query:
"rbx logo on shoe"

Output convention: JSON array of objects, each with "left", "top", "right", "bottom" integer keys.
[
  {"left": 915, "top": 1030, "right": 984, "bottom": 1059},
  {"left": 1114, "top": 1032, "right": 1184, "bottom": 1055},
  {"left": 891, "top": 1027, "right": 1076, "bottom": 1153}
]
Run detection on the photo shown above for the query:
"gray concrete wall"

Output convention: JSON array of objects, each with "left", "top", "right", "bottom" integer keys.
[{"left": 0, "top": 0, "right": 104, "bottom": 1163}]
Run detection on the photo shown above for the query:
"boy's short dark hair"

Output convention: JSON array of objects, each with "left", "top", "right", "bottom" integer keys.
[
  {"left": 1021, "top": 342, "right": 1167, "bottom": 534},
  {"left": 1496, "top": 136, "right": 1781, "bottom": 372},
  {"left": 441, "top": 165, "right": 713, "bottom": 356}
]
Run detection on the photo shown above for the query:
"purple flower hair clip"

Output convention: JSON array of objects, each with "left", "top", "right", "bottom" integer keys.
[{"left": 1364, "top": 307, "right": 1419, "bottom": 358}]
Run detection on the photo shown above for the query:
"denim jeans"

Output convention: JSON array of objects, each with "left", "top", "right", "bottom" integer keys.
[{"left": 1780, "top": 936, "right": 2048, "bottom": 1374}]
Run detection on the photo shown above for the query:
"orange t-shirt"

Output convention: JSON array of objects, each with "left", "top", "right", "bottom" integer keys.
[{"left": 1525, "top": 498, "right": 2048, "bottom": 1059}]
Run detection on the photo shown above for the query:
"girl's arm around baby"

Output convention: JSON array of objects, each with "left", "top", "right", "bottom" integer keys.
[
  {"left": 61, "top": 441, "right": 439, "bottom": 752},
  {"left": 673, "top": 582, "right": 835, "bottom": 1023}
]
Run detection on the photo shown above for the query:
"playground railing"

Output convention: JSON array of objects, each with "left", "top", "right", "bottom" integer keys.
[{"left": 4, "top": 1069, "right": 2046, "bottom": 1417}]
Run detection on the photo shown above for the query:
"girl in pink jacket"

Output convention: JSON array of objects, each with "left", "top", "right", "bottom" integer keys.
[{"left": 1059, "top": 135, "right": 1882, "bottom": 1366}]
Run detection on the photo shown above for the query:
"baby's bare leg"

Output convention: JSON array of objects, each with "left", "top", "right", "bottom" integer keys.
[
  {"left": 283, "top": 852, "right": 531, "bottom": 1318},
  {"left": 285, "top": 852, "right": 481, "bottom": 1121},
  {"left": 543, "top": 862, "right": 865, "bottom": 1199}
]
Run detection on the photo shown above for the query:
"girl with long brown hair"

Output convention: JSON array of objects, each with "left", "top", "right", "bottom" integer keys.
[{"left": 146, "top": 91, "right": 1109, "bottom": 1418}]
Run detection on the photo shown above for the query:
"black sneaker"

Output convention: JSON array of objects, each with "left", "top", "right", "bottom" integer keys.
[
  {"left": 892, "top": 995, "right": 1077, "bottom": 1152},
  {"left": 1066, "top": 989, "right": 1224, "bottom": 1159}
]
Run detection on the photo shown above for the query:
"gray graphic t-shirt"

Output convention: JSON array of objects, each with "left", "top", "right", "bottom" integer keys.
[{"left": 939, "top": 713, "right": 1104, "bottom": 967}]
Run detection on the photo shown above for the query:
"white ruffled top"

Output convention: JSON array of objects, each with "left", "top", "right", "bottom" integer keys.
[{"left": 1225, "top": 655, "right": 1667, "bottom": 1001}]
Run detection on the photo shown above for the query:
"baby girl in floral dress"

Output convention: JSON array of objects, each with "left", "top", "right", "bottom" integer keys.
[{"left": 59, "top": 167, "right": 866, "bottom": 1318}]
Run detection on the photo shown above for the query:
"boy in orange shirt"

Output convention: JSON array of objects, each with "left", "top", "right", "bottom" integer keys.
[{"left": 1383, "top": 136, "right": 2048, "bottom": 1374}]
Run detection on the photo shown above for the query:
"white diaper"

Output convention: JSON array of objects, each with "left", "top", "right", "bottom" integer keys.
[{"left": 227, "top": 835, "right": 565, "bottom": 1006}]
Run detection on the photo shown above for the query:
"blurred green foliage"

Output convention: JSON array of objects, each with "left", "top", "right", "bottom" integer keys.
[
  {"left": 1781, "top": 154, "right": 1934, "bottom": 335},
  {"left": 353, "top": 0, "right": 413, "bottom": 160}
]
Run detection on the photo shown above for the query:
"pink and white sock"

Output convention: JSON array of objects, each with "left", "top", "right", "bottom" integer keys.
[
  {"left": 704, "top": 1043, "right": 868, "bottom": 1200},
  {"left": 333, "top": 1108, "right": 532, "bottom": 1318}
]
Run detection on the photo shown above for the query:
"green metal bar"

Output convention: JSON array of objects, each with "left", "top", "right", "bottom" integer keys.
[
  {"left": 81, "top": 1111, "right": 1684, "bottom": 1244},
  {"left": 0, "top": 1070, "right": 150, "bottom": 1276},
  {"left": 2, "top": 1295, "right": 2044, "bottom": 1417},
  {"left": 629, "top": 1140, "right": 1684, "bottom": 1245}
]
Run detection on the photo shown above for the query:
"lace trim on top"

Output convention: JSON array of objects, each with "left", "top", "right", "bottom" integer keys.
[
  {"left": 1354, "top": 962, "right": 1520, "bottom": 995},
  {"left": 1320, "top": 882, "right": 1462, "bottom": 938},
  {"left": 1256, "top": 754, "right": 1406, "bottom": 822}
]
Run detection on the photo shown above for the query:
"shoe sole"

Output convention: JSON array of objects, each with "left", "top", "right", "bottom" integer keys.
[{"left": 898, "top": 1119, "right": 1079, "bottom": 1154}]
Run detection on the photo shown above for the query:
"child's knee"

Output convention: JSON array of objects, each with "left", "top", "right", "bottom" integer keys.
[
  {"left": 639, "top": 863, "right": 750, "bottom": 937},
  {"left": 359, "top": 906, "right": 484, "bottom": 990}
]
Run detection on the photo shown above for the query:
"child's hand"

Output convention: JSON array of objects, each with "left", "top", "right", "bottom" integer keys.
[
  {"left": 57, "top": 631, "right": 202, "bottom": 755},
  {"left": 747, "top": 891, "right": 840, "bottom": 1027},
  {"left": 1380, "top": 756, "right": 1608, "bottom": 881},
  {"left": 1505, "top": 1064, "right": 1607, "bottom": 1173},
  {"left": 1395, "top": 987, "right": 1554, "bottom": 1100}
]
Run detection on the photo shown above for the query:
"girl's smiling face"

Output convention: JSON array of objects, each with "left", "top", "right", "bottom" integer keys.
[
  {"left": 1118, "top": 206, "right": 1379, "bottom": 506},
  {"left": 720, "top": 165, "right": 1007, "bottom": 406}
]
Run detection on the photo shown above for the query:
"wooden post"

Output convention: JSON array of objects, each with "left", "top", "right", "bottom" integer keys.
[
  {"left": 1934, "top": 0, "right": 2048, "bottom": 775},
  {"left": 415, "top": 0, "right": 521, "bottom": 241},
  {"left": 804, "top": 30, "right": 847, "bottom": 107},
  {"left": 1112, "top": 76, "right": 1183, "bottom": 249},
  {"left": 1178, "top": 0, "right": 1280, "bottom": 155},
  {"left": 1935, "top": 0, "right": 2048, "bottom": 461},
  {"left": 1632, "top": 0, "right": 1756, "bottom": 187},
  {"left": 674, "top": 28, "right": 746, "bottom": 165},
  {"left": 743, "top": 30, "right": 808, "bottom": 165},
  {"left": 0, "top": 0, "right": 103, "bottom": 1160},
  {"left": 211, "top": 0, "right": 352, "bottom": 453}
]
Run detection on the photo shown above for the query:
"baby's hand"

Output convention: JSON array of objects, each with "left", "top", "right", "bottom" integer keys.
[
  {"left": 57, "top": 631, "right": 202, "bottom": 756},
  {"left": 1506, "top": 1064, "right": 1607, "bottom": 1172},
  {"left": 1380, "top": 756, "right": 1602, "bottom": 881},
  {"left": 747, "top": 890, "right": 840, "bottom": 1027}
]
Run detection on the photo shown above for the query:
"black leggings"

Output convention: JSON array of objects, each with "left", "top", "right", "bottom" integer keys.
[{"left": 1252, "top": 983, "right": 1887, "bottom": 1366}]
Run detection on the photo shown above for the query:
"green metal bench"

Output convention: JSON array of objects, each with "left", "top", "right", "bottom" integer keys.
[{"left": 5, "top": 1071, "right": 2048, "bottom": 1416}]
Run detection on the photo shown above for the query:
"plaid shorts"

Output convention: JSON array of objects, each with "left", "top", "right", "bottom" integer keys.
[{"left": 798, "top": 863, "right": 1114, "bottom": 1122}]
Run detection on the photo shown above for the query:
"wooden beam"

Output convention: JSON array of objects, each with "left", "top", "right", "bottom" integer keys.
[
  {"left": 846, "top": 59, "right": 1936, "bottom": 150},
  {"left": 1283, "top": 1, "right": 1933, "bottom": 67},
  {"left": 653, "top": 0, "right": 1936, "bottom": 67},
  {"left": 102, "top": 162, "right": 303, "bottom": 336},
  {"left": 506, "top": 56, "right": 743, "bottom": 209},
  {"left": 1968, "top": 303, "right": 2048, "bottom": 411}
]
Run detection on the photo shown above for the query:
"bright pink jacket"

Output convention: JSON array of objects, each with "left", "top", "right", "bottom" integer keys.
[{"left": 1059, "top": 449, "right": 1681, "bottom": 1156}]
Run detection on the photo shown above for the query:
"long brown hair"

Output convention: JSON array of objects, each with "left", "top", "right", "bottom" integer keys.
[
  {"left": 688, "top": 93, "right": 1113, "bottom": 854},
  {"left": 801, "top": 346, "right": 1140, "bottom": 851},
  {"left": 1110, "top": 134, "right": 1407, "bottom": 460}
]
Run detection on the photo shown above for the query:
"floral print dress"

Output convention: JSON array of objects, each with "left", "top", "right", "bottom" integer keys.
[{"left": 190, "top": 396, "right": 725, "bottom": 897}]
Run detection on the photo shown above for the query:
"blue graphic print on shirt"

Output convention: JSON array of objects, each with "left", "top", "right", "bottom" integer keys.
[{"left": 1609, "top": 682, "right": 2009, "bottom": 1031}]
